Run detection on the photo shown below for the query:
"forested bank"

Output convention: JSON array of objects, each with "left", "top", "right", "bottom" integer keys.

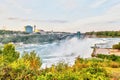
[
  {"left": 0, "top": 30, "right": 72, "bottom": 44},
  {"left": 85, "top": 31, "right": 120, "bottom": 37}
]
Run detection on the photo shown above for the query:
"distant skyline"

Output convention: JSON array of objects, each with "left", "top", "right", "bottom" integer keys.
[{"left": 0, "top": 0, "right": 120, "bottom": 32}]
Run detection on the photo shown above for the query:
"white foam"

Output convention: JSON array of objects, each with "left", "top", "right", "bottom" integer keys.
[{"left": 17, "top": 38, "right": 120, "bottom": 68}]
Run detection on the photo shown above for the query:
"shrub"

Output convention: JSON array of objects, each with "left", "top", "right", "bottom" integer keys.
[
  {"left": 97, "top": 54, "right": 120, "bottom": 62},
  {"left": 22, "top": 51, "right": 42, "bottom": 70},
  {"left": 37, "top": 75, "right": 46, "bottom": 80},
  {"left": 112, "top": 42, "right": 120, "bottom": 50},
  {"left": 110, "top": 62, "right": 120, "bottom": 68},
  {"left": 55, "top": 61, "right": 68, "bottom": 72},
  {"left": 80, "top": 67, "right": 109, "bottom": 80},
  {"left": 2, "top": 43, "right": 20, "bottom": 63}
]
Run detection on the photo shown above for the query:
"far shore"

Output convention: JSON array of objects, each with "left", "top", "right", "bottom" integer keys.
[{"left": 92, "top": 48, "right": 120, "bottom": 56}]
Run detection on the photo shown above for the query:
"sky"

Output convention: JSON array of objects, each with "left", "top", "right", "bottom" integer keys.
[{"left": 0, "top": 0, "right": 120, "bottom": 32}]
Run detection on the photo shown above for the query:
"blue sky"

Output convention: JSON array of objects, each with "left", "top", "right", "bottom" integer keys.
[{"left": 0, "top": 0, "right": 120, "bottom": 32}]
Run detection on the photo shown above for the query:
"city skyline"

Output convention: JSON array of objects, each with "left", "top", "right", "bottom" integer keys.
[{"left": 0, "top": 0, "right": 120, "bottom": 32}]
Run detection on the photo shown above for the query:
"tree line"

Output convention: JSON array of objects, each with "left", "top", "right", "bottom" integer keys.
[
  {"left": 85, "top": 31, "right": 120, "bottom": 37},
  {"left": 0, "top": 30, "right": 27, "bottom": 35}
]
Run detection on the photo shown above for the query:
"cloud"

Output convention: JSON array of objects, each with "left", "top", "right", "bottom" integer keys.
[
  {"left": 0, "top": 5, "right": 4, "bottom": 13},
  {"left": 61, "top": 3, "right": 120, "bottom": 32},
  {"left": 90, "top": 0, "right": 108, "bottom": 8},
  {"left": 5, "top": 0, "right": 32, "bottom": 14},
  {"left": 57, "top": 0, "right": 78, "bottom": 10},
  {"left": 8, "top": 17, "right": 19, "bottom": 20},
  {"left": 106, "top": 3, "right": 120, "bottom": 15},
  {"left": 1, "top": 0, "right": 120, "bottom": 32},
  {"left": 7, "top": 17, "right": 68, "bottom": 23},
  {"left": 0, "top": 3, "right": 9, "bottom": 15}
]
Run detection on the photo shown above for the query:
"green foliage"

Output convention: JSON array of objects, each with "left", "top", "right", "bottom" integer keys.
[
  {"left": 2, "top": 43, "right": 20, "bottom": 63},
  {"left": 0, "top": 43, "right": 42, "bottom": 80},
  {"left": 97, "top": 54, "right": 120, "bottom": 62},
  {"left": 0, "top": 66, "right": 38, "bottom": 80},
  {"left": 37, "top": 75, "right": 46, "bottom": 80},
  {"left": 86, "top": 31, "right": 120, "bottom": 37},
  {"left": 55, "top": 61, "right": 68, "bottom": 72},
  {"left": 0, "top": 30, "right": 26, "bottom": 35},
  {"left": 112, "top": 42, "right": 120, "bottom": 50},
  {"left": 0, "top": 43, "right": 120, "bottom": 80},
  {"left": 22, "top": 51, "right": 42, "bottom": 70},
  {"left": 79, "top": 67, "right": 109, "bottom": 80}
]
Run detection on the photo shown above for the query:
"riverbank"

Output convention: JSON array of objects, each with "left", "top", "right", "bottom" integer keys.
[
  {"left": 0, "top": 32, "right": 74, "bottom": 44},
  {"left": 92, "top": 48, "right": 120, "bottom": 56},
  {"left": 85, "top": 31, "right": 120, "bottom": 38}
]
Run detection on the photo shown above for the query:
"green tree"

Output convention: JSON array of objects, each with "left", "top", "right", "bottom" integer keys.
[
  {"left": 112, "top": 42, "right": 120, "bottom": 50},
  {"left": 22, "top": 51, "right": 42, "bottom": 70},
  {"left": 2, "top": 43, "right": 20, "bottom": 63}
]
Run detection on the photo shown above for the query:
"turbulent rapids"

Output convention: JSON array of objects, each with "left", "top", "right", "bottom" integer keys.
[{"left": 17, "top": 37, "right": 120, "bottom": 68}]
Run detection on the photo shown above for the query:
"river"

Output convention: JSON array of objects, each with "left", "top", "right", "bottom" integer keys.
[{"left": 16, "top": 37, "right": 120, "bottom": 68}]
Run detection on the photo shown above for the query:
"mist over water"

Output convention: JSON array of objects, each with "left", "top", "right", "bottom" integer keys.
[{"left": 17, "top": 37, "right": 120, "bottom": 68}]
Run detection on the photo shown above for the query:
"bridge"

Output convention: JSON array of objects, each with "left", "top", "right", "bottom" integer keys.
[{"left": 58, "top": 33, "right": 85, "bottom": 40}]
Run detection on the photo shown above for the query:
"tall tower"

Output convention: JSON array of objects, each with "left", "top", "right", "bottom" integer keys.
[{"left": 34, "top": 25, "right": 36, "bottom": 32}]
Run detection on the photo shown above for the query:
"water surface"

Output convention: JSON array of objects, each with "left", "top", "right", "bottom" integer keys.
[{"left": 17, "top": 38, "right": 120, "bottom": 68}]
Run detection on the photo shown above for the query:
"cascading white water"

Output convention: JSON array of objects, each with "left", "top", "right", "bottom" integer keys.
[{"left": 17, "top": 38, "right": 120, "bottom": 68}]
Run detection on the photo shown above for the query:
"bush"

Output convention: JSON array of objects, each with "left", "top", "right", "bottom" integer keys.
[
  {"left": 110, "top": 62, "right": 120, "bottom": 68},
  {"left": 22, "top": 51, "right": 42, "bottom": 70},
  {"left": 112, "top": 42, "right": 120, "bottom": 50},
  {"left": 80, "top": 67, "right": 109, "bottom": 80},
  {"left": 0, "top": 43, "right": 42, "bottom": 80},
  {"left": 55, "top": 61, "right": 68, "bottom": 72},
  {"left": 2, "top": 43, "right": 20, "bottom": 63},
  {"left": 97, "top": 54, "right": 120, "bottom": 62}
]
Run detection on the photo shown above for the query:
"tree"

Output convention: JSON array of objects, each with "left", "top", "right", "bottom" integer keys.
[
  {"left": 112, "top": 42, "right": 120, "bottom": 50},
  {"left": 2, "top": 43, "right": 20, "bottom": 63},
  {"left": 22, "top": 51, "right": 42, "bottom": 70}
]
